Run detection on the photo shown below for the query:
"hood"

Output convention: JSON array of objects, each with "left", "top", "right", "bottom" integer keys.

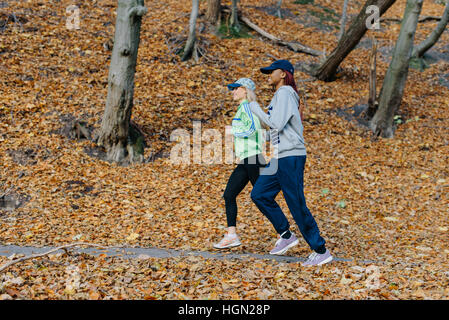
[{"left": 276, "top": 85, "right": 299, "bottom": 101}]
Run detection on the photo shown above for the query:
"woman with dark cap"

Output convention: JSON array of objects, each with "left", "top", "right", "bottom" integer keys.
[{"left": 248, "top": 60, "right": 333, "bottom": 266}]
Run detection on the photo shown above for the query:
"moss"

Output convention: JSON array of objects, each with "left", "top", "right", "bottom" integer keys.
[
  {"left": 217, "top": 12, "right": 253, "bottom": 39},
  {"left": 294, "top": 0, "right": 314, "bottom": 4},
  {"left": 307, "top": 8, "right": 339, "bottom": 25},
  {"left": 127, "top": 124, "right": 145, "bottom": 157},
  {"left": 409, "top": 53, "right": 438, "bottom": 71}
]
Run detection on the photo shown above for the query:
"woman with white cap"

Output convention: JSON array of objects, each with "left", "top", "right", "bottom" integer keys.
[{"left": 213, "top": 78, "right": 266, "bottom": 249}]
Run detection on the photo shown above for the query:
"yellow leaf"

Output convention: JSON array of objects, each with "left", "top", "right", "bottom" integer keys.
[
  {"left": 340, "top": 276, "right": 353, "bottom": 285},
  {"left": 126, "top": 233, "right": 140, "bottom": 241}
]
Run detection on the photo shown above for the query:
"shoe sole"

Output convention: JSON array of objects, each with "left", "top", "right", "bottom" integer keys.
[
  {"left": 213, "top": 241, "right": 241, "bottom": 249},
  {"left": 302, "top": 255, "right": 333, "bottom": 267},
  {"left": 269, "top": 239, "right": 299, "bottom": 255}
]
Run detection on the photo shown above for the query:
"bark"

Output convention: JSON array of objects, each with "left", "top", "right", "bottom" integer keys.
[
  {"left": 370, "top": 0, "right": 423, "bottom": 138},
  {"left": 312, "top": 0, "right": 397, "bottom": 81},
  {"left": 182, "top": 0, "right": 199, "bottom": 61},
  {"left": 412, "top": 0, "right": 449, "bottom": 58},
  {"left": 97, "top": 0, "right": 147, "bottom": 163},
  {"left": 206, "top": 0, "right": 221, "bottom": 25}
]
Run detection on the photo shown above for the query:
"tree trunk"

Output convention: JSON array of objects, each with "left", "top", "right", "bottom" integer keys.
[
  {"left": 182, "top": 0, "right": 199, "bottom": 61},
  {"left": 338, "top": 0, "right": 349, "bottom": 41},
  {"left": 366, "top": 37, "right": 378, "bottom": 118},
  {"left": 369, "top": 0, "right": 423, "bottom": 138},
  {"left": 412, "top": 0, "right": 449, "bottom": 58},
  {"left": 231, "top": 0, "right": 240, "bottom": 32},
  {"left": 97, "top": 0, "right": 147, "bottom": 163},
  {"left": 276, "top": 0, "right": 283, "bottom": 18},
  {"left": 206, "top": 0, "right": 221, "bottom": 25},
  {"left": 312, "top": 0, "right": 396, "bottom": 82}
]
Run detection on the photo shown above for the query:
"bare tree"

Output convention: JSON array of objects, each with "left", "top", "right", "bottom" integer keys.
[
  {"left": 97, "top": 0, "right": 147, "bottom": 163},
  {"left": 310, "top": 0, "right": 397, "bottom": 81},
  {"left": 412, "top": 0, "right": 449, "bottom": 58},
  {"left": 182, "top": 0, "right": 200, "bottom": 61},
  {"left": 370, "top": 0, "right": 423, "bottom": 138}
]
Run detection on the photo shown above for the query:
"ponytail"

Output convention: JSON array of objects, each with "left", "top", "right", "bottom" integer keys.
[{"left": 283, "top": 70, "right": 304, "bottom": 121}]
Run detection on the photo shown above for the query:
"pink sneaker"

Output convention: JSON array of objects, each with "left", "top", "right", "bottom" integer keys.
[
  {"left": 213, "top": 234, "right": 241, "bottom": 249},
  {"left": 302, "top": 250, "right": 333, "bottom": 266},
  {"left": 269, "top": 233, "right": 299, "bottom": 255}
]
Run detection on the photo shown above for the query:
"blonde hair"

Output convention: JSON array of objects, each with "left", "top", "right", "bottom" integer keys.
[{"left": 245, "top": 88, "right": 257, "bottom": 102}]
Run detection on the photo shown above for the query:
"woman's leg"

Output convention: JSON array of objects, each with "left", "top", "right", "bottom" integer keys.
[
  {"left": 247, "top": 154, "right": 266, "bottom": 186},
  {"left": 278, "top": 156, "right": 326, "bottom": 253},
  {"left": 250, "top": 162, "right": 290, "bottom": 235},
  {"left": 214, "top": 164, "right": 250, "bottom": 249},
  {"left": 223, "top": 164, "right": 250, "bottom": 228}
]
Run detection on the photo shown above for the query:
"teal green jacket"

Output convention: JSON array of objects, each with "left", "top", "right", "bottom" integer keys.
[{"left": 231, "top": 100, "right": 263, "bottom": 161}]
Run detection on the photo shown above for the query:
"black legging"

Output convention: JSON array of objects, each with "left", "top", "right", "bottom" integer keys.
[{"left": 223, "top": 154, "right": 266, "bottom": 227}]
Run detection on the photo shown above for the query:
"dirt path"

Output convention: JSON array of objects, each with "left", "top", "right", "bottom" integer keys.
[{"left": 0, "top": 244, "right": 378, "bottom": 264}]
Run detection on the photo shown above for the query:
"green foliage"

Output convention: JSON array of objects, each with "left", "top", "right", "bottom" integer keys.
[
  {"left": 294, "top": 0, "right": 314, "bottom": 4},
  {"left": 218, "top": 19, "right": 252, "bottom": 39},
  {"left": 337, "top": 200, "right": 347, "bottom": 209},
  {"left": 307, "top": 7, "right": 339, "bottom": 25}
]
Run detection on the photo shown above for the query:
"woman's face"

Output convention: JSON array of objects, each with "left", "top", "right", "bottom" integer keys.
[
  {"left": 268, "top": 69, "right": 285, "bottom": 87},
  {"left": 232, "top": 86, "right": 247, "bottom": 101}
]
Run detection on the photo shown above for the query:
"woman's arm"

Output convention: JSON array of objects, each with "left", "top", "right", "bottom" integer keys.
[
  {"left": 232, "top": 103, "right": 256, "bottom": 138},
  {"left": 248, "top": 91, "right": 294, "bottom": 132}
]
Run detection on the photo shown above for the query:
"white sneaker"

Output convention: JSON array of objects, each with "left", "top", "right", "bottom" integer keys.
[{"left": 213, "top": 234, "right": 241, "bottom": 249}]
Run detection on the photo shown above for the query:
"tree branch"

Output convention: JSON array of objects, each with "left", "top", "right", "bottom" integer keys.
[
  {"left": 381, "top": 15, "right": 441, "bottom": 23},
  {"left": 237, "top": 14, "right": 323, "bottom": 56},
  {"left": 128, "top": 5, "right": 148, "bottom": 18},
  {"left": 0, "top": 243, "right": 119, "bottom": 273}
]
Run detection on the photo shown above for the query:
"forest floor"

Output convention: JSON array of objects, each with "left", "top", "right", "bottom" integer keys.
[{"left": 0, "top": 0, "right": 448, "bottom": 299}]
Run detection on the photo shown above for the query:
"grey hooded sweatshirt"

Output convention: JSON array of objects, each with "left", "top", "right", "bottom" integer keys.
[{"left": 249, "top": 85, "right": 306, "bottom": 159}]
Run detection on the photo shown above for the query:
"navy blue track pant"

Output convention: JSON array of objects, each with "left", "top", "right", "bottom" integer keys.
[{"left": 250, "top": 156, "right": 326, "bottom": 253}]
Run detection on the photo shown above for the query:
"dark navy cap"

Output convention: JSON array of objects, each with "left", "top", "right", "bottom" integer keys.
[{"left": 260, "top": 59, "right": 294, "bottom": 75}]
